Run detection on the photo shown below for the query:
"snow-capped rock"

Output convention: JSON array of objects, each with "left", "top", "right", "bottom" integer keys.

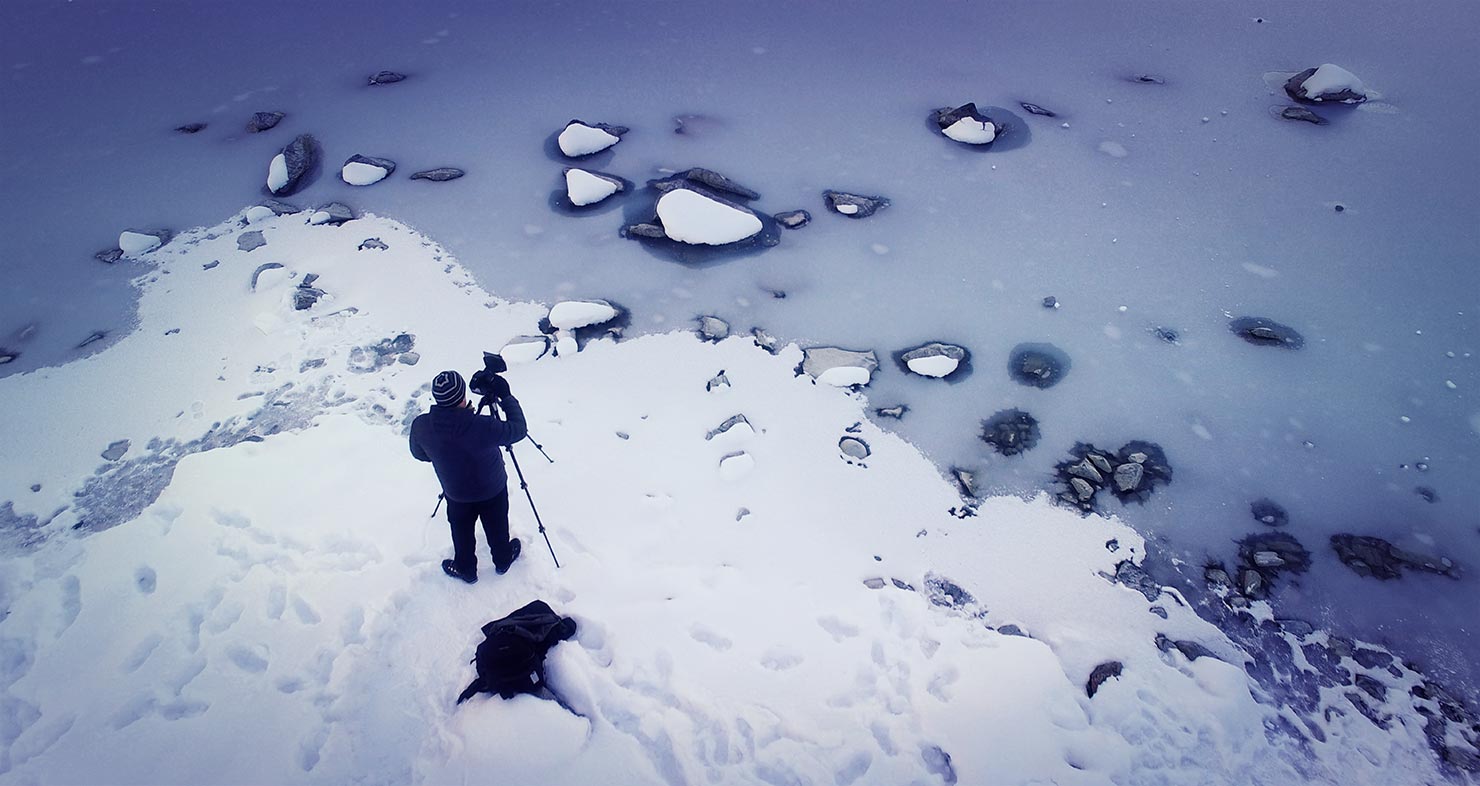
[
  {"left": 933, "top": 103, "right": 999, "bottom": 145},
  {"left": 823, "top": 190, "right": 889, "bottom": 219},
  {"left": 266, "top": 134, "right": 319, "bottom": 196},
  {"left": 557, "top": 120, "right": 626, "bottom": 157},
  {"left": 801, "top": 346, "right": 878, "bottom": 387},
  {"left": 564, "top": 168, "right": 624, "bottom": 206},
  {"left": 695, "top": 315, "right": 730, "bottom": 343},
  {"left": 118, "top": 230, "right": 167, "bottom": 257},
  {"left": 244, "top": 205, "right": 276, "bottom": 225},
  {"left": 1284, "top": 64, "right": 1368, "bottom": 104},
  {"left": 548, "top": 299, "right": 620, "bottom": 330},
  {"left": 655, "top": 188, "right": 763, "bottom": 245},
  {"left": 341, "top": 154, "right": 396, "bottom": 186},
  {"left": 649, "top": 168, "right": 759, "bottom": 201},
  {"left": 899, "top": 342, "right": 968, "bottom": 378},
  {"left": 308, "top": 202, "right": 355, "bottom": 226}
]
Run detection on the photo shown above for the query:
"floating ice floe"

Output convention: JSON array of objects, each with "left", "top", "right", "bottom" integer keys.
[
  {"left": 823, "top": 189, "right": 889, "bottom": 219},
  {"left": 898, "top": 342, "right": 968, "bottom": 379},
  {"left": 564, "top": 168, "right": 624, "bottom": 206},
  {"left": 801, "top": 346, "right": 878, "bottom": 387},
  {"left": 341, "top": 154, "right": 396, "bottom": 186},
  {"left": 1285, "top": 63, "right": 1368, "bottom": 104},
  {"left": 655, "top": 188, "right": 763, "bottom": 245},
  {"left": 118, "top": 229, "right": 167, "bottom": 257},
  {"left": 548, "top": 299, "right": 620, "bottom": 331},
  {"left": 266, "top": 133, "right": 319, "bottom": 196},
  {"left": 556, "top": 120, "right": 626, "bottom": 157},
  {"left": 933, "top": 102, "right": 999, "bottom": 145}
]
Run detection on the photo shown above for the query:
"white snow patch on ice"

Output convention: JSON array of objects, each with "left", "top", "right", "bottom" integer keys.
[
  {"left": 564, "top": 169, "right": 620, "bottom": 207},
  {"left": 655, "top": 189, "right": 762, "bottom": 245},
  {"left": 906, "top": 355, "right": 959, "bottom": 378},
  {"left": 1098, "top": 141, "right": 1129, "bottom": 158},
  {"left": 557, "top": 123, "right": 619, "bottom": 157},
  {"left": 835, "top": 203, "right": 859, "bottom": 215},
  {"left": 341, "top": 161, "right": 390, "bottom": 186},
  {"left": 266, "top": 153, "right": 289, "bottom": 193},
  {"left": 943, "top": 117, "right": 997, "bottom": 144},
  {"left": 817, "top": 365, "right": 872, "bottom": 387}
]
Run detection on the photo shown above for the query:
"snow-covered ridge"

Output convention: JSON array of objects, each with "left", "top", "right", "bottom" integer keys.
[{"left": 0, "top": 210, "right": 1460, "bottom": 784}]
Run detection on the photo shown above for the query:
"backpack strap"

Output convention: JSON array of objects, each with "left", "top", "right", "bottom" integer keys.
[{"left": 456, "top": 677, "right": 484, "bottom": 705}]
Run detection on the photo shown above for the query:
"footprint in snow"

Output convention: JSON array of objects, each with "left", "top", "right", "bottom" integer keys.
[
  {"left": 159, "top": 699, "right": 210, "bottom": 721},
  {"left": 227, "top": 644, "right": 270, "bottom": 673},
  {"left": 134, "top": 565, "right": 157, "bottom": 594},
  {"left": 817, "top": 615, "right": 860, "bottom": 642},
  {"left": 291, "top": 595, "right": 322, "bottom": 625},
  {"left": 120, "top": 633, "right": 164, "bottom": 673},
  {"left": 266, "top": 583, "right": 287, "bottom": 620},
  {"left": 689, "top": 624, "right": 733, "bottom": 652},
  {"left": 759, "top": 648, "right": 803, "bottom": 671}
]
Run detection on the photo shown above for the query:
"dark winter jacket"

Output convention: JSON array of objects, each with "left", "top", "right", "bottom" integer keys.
[{"left": 409, "top": 397, "right": 527, "bottom": 503}]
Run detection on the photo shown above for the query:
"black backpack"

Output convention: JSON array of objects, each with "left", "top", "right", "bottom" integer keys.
[{"left": 457, "top": 600, "right": 577, "bottom": 704}]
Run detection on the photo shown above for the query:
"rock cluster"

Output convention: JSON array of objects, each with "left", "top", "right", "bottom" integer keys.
[
  {"left": 1331, "top": 535, "right": 1461, "bottom": 580},
  {"left": 979, "top": 409, "right": 1039, "bottom": 456},
  {"left": 293, "top": 273, "right": 325, "bottom": 310},
  {"left": 1053, "top": 440, "right": 1172, "bottom": 512},
  {"left": 622, "top": 168, "right": 777, "bottom": 254},
  {"left": 347, "top": 333, "right": 416, "bottom": 373}
]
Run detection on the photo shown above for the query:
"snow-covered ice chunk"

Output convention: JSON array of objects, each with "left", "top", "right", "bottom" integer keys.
[
  {"left": 500, "top": 335, "right": 551, "bottom": 365},
  {"left": 548, "top": 299, "right": 619, "bottom": 330},
  {"left": 564, "top": 168, "right": 623, "bottom": 206},
  {"left": 118, "top": 230, "right": 164, "bottom": 256},
  {"left": 557, "top": 121, "right": 624, "bottom": 157},
  {"left": 341, "top": 155, "right": 396, "bottom": 186},
  {"left": 655, "top": 189, "right": 763, "bottom": 245},
  {"left": 1286, "top": 63, "right": 1368, "bottom": 104}
]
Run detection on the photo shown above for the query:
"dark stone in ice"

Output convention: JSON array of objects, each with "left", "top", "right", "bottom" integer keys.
[
  {"left": 1251, "top": 498, "right": 1289, "bottom": 527},
  {"left": 930, "top": 102, "right": 1001, "bottom": 146},
  {"left": 875, "top": 405, "right": 908, "bottom": 420},
  {"left": 101, "top": 439, "right": 130, "bottom": 461},
  {"left": 358, "top": 238, "right": 388, "bottom": 251},
  {"left": 203, "top": 260, "right": 219, "bottom": 270},
  {"left": 1334, "top": 204, "right": 1346, "bottom": 213},
  {"left": 823, "top": 190, "right": 889, "bottom": 219},
  {"left": 1153, "top": 326, "right": 1180, "bottom": 344},
  {"left": 293, "top": 274, "right": 325, "bottom": 310},
  {"left": 980, "top": 408, "right": 1039, "bottom": 456},
  {"left": 1331, "top": 534, "right": 1460, "bottom": 580},
  {"left": 237, "top": 230, "right": 266, "bottom": 252},
  {"left": 341, "top": 154, "right": 396, "bottom": 184},
  {"left": 1284, "top": 67, "right": 1367, "bottom": 105},
  {"left": 1007, "top": 343, "right": 1070, "bottom": 388},
  {"left": 1237, "top": 531, "right": 1312, "bottom": 589},
  {"left": 77, "top": 331, "right": 108, "bottom": 349},
  {"left": 95, "top": 248, "right": 124, "bottom": 264},
  {"left": 1020, "top": 101, "right": 1057, "bottom": 117},
  {"left": 895, "top": 342, "right": 970, "bottom": 380},
  {"left": 1155, "top": 634, "right": 1217, "bottom": 662},
  {"left": 550, "top": 167, "right": 631, "bottom": 214},
  {"left": 410, "top": 167, "right": 465, "bottom": 181},
  {"left": 250, "top": 262, "right": 284, "bottom": 290},
  {"left": 997, "top": 624, "right": 1026, "bottom": 637},
  {"left": 1129, "top": 74, "right": 1166, "bottom": 85},
  {"left": 924, "top": 573, "right": 976, "bottom": 610},
  {"left": 368, "top": 70, "right": 407, "bottom": 85},
  {"left": 175, "top": 122, "right": 207, "bottom": 134},
  {"left": 314, "top": 202, "right": 355, "bottom": 225},
  {"left": 1354, "top": 673, "right": 1388, "bottom": 702},
  {"left": 1042, "top": 296, "right": 1059, "bottom": 309},
  {"left": 774, "top": 210, "right": 811, "bottom": 229},
  {"left": 1280, "top": 106, "right": 1328, "bottom": 125},
  {"left": 622, "top": 222, "right": 666, "bottom": 239},
  {"left": 1086, "top": 661, "right": 1123, "bottom": 697},
  {"left": 650, "top": 168, "right": 759, "bottom": 201},
  {"left": 247, "top": 111, "right": 285, "bottom": 133},
  {"left": 269, "top": 134, "right": 320, "bottom": 197},
  {"left": 1230, "top": 316, "right": 1304, "bottom": 349},
  {"left": 1415, "top": 486, "right": 1439, "bottom": 503},
  {"left": 0, "top": 348, "right": 17, "bottom": 365}
]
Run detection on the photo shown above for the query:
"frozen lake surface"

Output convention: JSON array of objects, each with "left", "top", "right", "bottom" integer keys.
[{"left": 1, "top": 0, "right": 1477, "bottom": 731}]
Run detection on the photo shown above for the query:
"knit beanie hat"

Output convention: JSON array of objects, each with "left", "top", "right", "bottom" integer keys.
[{"left": 431, "top": 370, "right": 466, "bottom": 407}]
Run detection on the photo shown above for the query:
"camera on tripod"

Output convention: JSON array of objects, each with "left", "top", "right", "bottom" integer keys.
[{"left": 468, "top": 352, "right": 507, "bottom": 398}]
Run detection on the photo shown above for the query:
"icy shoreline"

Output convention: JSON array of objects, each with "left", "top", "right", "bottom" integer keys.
[{"left": 0, "top": 210, "right": 1470, "bottom": 784}]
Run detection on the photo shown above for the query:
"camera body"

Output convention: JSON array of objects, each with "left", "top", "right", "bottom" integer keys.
[{"left": 468, "top": 351, "right": 508, "bottom": 397}]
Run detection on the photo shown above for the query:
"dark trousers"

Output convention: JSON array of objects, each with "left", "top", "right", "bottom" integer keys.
[{"left": 446, "top": 491, "right": 512, "bottom": 577}]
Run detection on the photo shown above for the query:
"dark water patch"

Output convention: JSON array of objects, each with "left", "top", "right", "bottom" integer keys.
[
  {"left": 1252, "top": 498, "right": 1289, "bottom": 527},
  {"left": 980, "top": 408, "right": 1039, "bottom": 456},
  {"left": 1230, "top": 316, "right": 1304, "bottom": 349},
  {"left": 1007, "top": 342, "right": 1070, "bottom": 389}
]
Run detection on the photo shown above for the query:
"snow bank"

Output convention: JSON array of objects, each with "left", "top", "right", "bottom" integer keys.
[
  {"left": 0, "top": 210, "right": 1454, "bottom": 785},
  {"left": 654, "top": 189, "right": 763, "bottom": 245}
]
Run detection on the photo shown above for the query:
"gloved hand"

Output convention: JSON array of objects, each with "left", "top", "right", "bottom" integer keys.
[{"left": 485, "top": 373, "right": 511, "bottom": 400}]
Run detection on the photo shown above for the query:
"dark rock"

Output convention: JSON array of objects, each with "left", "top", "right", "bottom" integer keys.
[
  {"left": 250, "top": 262, "right": 284, "bottom": 290},
  {"left": 410, "top": 167, "right": 465, "bottom": 182},
  {"left": 1112, "top": 560, "right": 1162, "bottom": 601},
  {"left": 1020, "top": 102, "right": 1057, "bottom": 117},
  {"left": 705, "top": 370, "right": 730, "bottom": 392},
  {"left": 341, "top": 154, "right": 396, "bottom": 185},
  {"left": 751, "top": 328, "right": 779, "bottom": 354},
  {"left": 101, "top": 439, "right": 130, "bottom": 461},
  {"left": 237, "top": 230, "right": 266, "bottom": 252},
  {"left": 1007, "top": 343, "right": 1070, "bottom": 389},
  {"left": 1415, "top": 486, "right": 1439, "bottom": 503},
  {"left": 358, "top": 238, "right": 388, "bottom": 252},
  {"left": 368, "top": 70, "right": 406, "bottom": 85},
  {"left": 247, "top": 111, "right": 285, "bottom": 133},
  {"left": 823, "top": 190, "right": 889, "bottom": 219},
  {"left": 202, "top": 260, "right": 219, "bottom": 271},
  {"left": 650, "top": 168, "right": 759, "bottom": 200},
  {"left": 312, "top": 202, "right": 355, "bottom": 226},
  {"left": 94, "top": 248, "right": 124, "bottom": 264},
  {"left": 863, "top": 577, "right": 887, "bottom": 590},
  {"left": 1252, "top": 498, "right": 1289, "bottom": 527},
  {"left": 1113, "top": 462, "right": 1144, "bottom": 492},
  {"left": 1331, "top": 534, "right": 1461, "bottom": 580},
  {"left": 1041, "top": 296, "right": 1059, "bottom": 309},
  {"left": 980, "top": 409, "right": 1039, "bottom": 456},
  {"left": 1148, "top": 606, "right": 1168, "bottom": 619},
  {"left": 1087, "top": 661, "right": 1123, "bottom": 697},
  {"left": 1284, "top": 66, "right": 1367, "bottom": 105},
  {"left": 1353, "top": 648, "right": 1394, "bottom": 670},
  {"left": 76, "top": 331, "right": 108, "bottom": 349},
  {"left": 1155, "top": 634, "right": 1216, "bottom": 662},
  {"left": 175, "top": 122, "right": 207, "bottom": 134},
  {"left": 293, "top": 274, "right": 325, "bottom": 310},
  {"left": 1280, "top": 106, "right": 1328, "bottom": 125},
  {"left": 1237, "top": 532, "right": 1313, "bottom": 591},
  {"left": 997, "top": 624, "right": 1026, "bottom": 637},
  {"left": 1230, "top": 316, "right": 1304, "bottom": 349},
  {"left": 930, "top": 102, "right": 1001, "bottom": 146},
  {"left": 875, "top": 405, "right": 908, "bottom": 420},
  {"left": 268, "top": 134, "right": 320, "bottom": 197},
  {"left": 1153, "top": 326, "right": 1179, "bottom": 344},
  {"left": 299, "top": 358, "right": 326, "bottom": 372},
  {"left": 951, "top": 468, "right": 981, "bottom": 499},
  {"left": 774, "top": 210, "right": 811, "bottom": 229},
  {"left": 1354, "top": 674, "right": 1388, "bottom": 702},
  {"left": 923, "top": 573, "right": 976, "bottom": 610},
  {"left": 622, "top": 222, "right": 666, "bottom": 239},
  {"left": 1130, "top": 74, "right": 1166, "bottom": 85},
  {"left": 260, "top": 199, "right": 299, "bottom": 215}
]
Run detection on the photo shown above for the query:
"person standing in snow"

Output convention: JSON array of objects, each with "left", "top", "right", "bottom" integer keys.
[{"left": 410, "top": 369, "right": 527, "bottom": 583}]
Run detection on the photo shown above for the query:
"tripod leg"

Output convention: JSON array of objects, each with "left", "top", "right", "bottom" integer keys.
[{"left": 505, "top": 446, "right": 561, "bottom": 568}]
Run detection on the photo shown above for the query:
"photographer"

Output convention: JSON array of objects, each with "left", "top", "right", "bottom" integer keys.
[{"left": 409, "top": 365, "right": 527, "bottom": 584}]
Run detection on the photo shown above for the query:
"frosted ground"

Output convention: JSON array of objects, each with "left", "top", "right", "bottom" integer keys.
[{"left": 0, "top": 0, "right": 1478, "bottom": 782}]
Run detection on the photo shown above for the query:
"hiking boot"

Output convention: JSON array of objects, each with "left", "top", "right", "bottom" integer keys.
[
  {"left": 442, "top": 559, "right": 477, "bottom": 584},
  {"left": 495, "top": 539, "right": 522, "bottom": 575}
]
